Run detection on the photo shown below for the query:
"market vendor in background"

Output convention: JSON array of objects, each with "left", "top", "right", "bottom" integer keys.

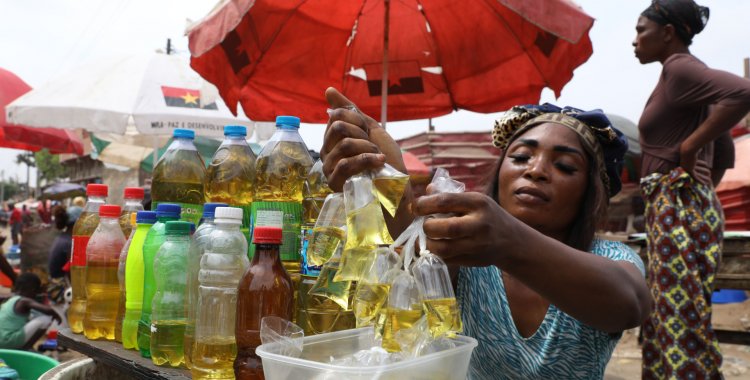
[
  {"left": 320, "top": 88, "right": 651, "bottom": 379},
  {"left": 633, "top": 1, "right": 750, "bottom": 378}
]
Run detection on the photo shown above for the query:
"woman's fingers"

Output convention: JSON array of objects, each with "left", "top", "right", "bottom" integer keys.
[
  {"left": 413, "top": 192, "right": 486, "bottom": 217},
  {"left": 422, "top": 215, "right": 476, "bottom": 240},
  {"left": 327, "top": 153, "right": 386, "bottom": 191},
  {"left": 321, "top": 120, "right": 370, "bottom": 160}
]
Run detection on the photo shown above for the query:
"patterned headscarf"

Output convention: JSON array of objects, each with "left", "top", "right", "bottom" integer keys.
[
  {"left": 641, "top": 0, "right": 709, "bottom": 46},
  {"left": 492, "top": 103, "right": 629, "bottom": 197}
]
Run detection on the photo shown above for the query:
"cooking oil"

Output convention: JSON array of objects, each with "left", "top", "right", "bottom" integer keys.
[
  {"left": 372, "top": 175, "right": 409, "bottom": 217},
  {"left": 353, "top": 283, "right": 390, "bottom": 328},
  {"left": 382, "top": 307, "right": 424, "bottom": 352},
  {"left": 296, "top": 275, "right": 355, "bottom": 335},
  {"left": 191, "top": 336, "right": 237, "bottom": 379},
  {"left": 307, "top": 226, "right": 345, "bottom": 266},
  {"left": 150, "top": 320, "right": 187, "bottom": 367},
  {"left": 423, "top": 297, "right": 462, "bottom": 338},
  {"left": 83, "top": 262, "right": 120, "bottom": 340}
]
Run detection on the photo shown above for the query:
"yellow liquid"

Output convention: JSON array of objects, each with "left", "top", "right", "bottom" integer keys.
[
  {"left": 302, "top": 197, "right": 326, "bottom": 225},
  {"left": 151, "top": 320, "right": 187, "bottom": 367},
  {"left": 183, "top": 332, "right": 194, "bottom": 369},
  {"left": 114, "top": 290, "right": 126, "bottom": 342},
  {"left": 382, "top": 307, "right": 424, "bottom": 353},
  {"left": 353, "top": 283, "right": 390, "bottom": 328},
  {"left": 83, "top": 263, "right": 120, "bottom": 341},
  {"left": 335, "top": 246, "right": 378, "bottom": 282},
  {"left": 302, "top": 160, "right": 332, "bottom": 224},
  {"left": 205, "top": 143, "right": 255, "bottom": 206},
  {"left": 307, "top": 226, "right": 345, "bottom": 266},
  {"left": 373, "top": 176, "right": 409, "bottom": 217},
  {"left": 152, "top": 148, "right": 206, "bottom": 206},
  {"left": 424, "top": 298, "right": 462, "bottom": 338},
  {"left": 69, "top": 210, "right": 100, "bottom": 334},
  {"left": 68, "top": 266, "right": 87, "bottom": 334},
  {"left": 297, "top": 276, "right": 355, "bottom": 335},
  {"left": 345, "top": 200, "right": 393, "bottom": 249},
  {"left": 191, "top": 336, "right": 237, "bottom": 379},
  {"left": 254, "top": 141, "right": 313, "bottom": 203},
  {"left": 308, "top": 260, "right": 351, "bottom": 310}
]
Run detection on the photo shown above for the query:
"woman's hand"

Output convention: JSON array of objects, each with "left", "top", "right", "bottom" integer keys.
[
  {"left": 678, "top": 143, "right": 712, "bottom": 186},
  {"left": 320, "top": 87, "right": 407, "bottom": 191},
  {"left": 414, "top": 192, "right": 520, "bottom": 267}
]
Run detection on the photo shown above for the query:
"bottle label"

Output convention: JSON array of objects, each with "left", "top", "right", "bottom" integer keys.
[
  {"left": 154, "top": 201, "right": 203, "bottom": 227},
  {"left": 250, "top": 201, "right": 302, "bottom": 262},
  {"left": 71, "top": 235, "right": 91, "bottom": 267}
]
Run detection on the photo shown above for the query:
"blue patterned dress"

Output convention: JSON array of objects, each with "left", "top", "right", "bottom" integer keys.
[{"left": 457, "top": 239, "right": 645, "bottom": 379}]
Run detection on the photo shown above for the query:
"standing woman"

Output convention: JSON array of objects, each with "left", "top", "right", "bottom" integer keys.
[{"left": 633, "top": 1, "right": 750, "bottom": 378}]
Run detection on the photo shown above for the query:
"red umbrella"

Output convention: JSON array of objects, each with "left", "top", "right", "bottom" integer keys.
[
  {"left": 0, "top": 68, "right": 84, "bottom": 155},
  {"left": 188, "top": 0, "right": 593, "bottom": 124}
]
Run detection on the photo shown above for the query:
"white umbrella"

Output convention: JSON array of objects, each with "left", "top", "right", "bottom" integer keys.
[{"left": 5, "top": 52, "right": 253, "bottom": 138}]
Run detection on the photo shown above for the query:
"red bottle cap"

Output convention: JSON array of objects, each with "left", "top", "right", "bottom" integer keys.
[
  {"left": 252, "top": 226, "right": 283, "bottom": 245},
  {"left": 86, "top": 184, "right": 108, "bottom": 197},
  {"left": 99, "top": 204, "right": 121, "bottom": 218},
  {"left": 123, "top": 187, "right": 145, "bottom": 199}
]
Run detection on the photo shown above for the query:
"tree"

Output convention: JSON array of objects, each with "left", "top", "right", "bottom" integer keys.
[{"left": 34, "top": 149, "right": 68, "bottom": 184}]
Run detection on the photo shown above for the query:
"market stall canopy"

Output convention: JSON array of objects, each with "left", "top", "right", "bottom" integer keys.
[
  {"left": 0, "top": 67, "right": 83, "bottom": 154},
  {"left": 717, "top": 136, "right": 750, "bottom": 193},
  {"left": 187, "top": 0, "right": 594, "bottom": 123},
  {"left": 6, "top": 53, "right": 253, "bottom": 139}
]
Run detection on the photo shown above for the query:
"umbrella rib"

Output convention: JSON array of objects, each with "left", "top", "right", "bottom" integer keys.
[
  {"left": 414, "top": 0, "right": 458, "bottom": 112},
  {"left": 480, "top": 0, "right": 552, "bottom": 95}
]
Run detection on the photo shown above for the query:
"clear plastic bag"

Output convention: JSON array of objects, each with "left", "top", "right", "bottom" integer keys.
[
  {"left": 308, "top": 244, "right": 352, "bottom": 310},
  {"left": 352, "top": 246, "right": 401, "bottom": 328},
  {"left": 307, "top": 193, "right": 346, "bottom": 266},
  {"left": 260, "top": 316, "right": 304, "bottom": 358}
]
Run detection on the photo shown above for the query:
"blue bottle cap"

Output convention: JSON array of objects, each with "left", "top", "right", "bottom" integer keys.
[
  {"left": 155, "top": 203, "right": 181, "bottom": 219},
  {"left": 173, "top": 129, "right": 195, "bottom": 139},
  {"left": 136, "top": 211, "right": 157, "bottom": 224},
  {"left": 202, "top": 203, "right": 228, "bottom": 218},
  {"left": 165, "top": 221, "right": 192, "bottom": 235},
  {"left": 189, "top": 222, "right": 196, "bottom": 233},
  {"left": 224, "top": 125, "right": 247, "bottom": 137},
  {"left": 276, "top": 116, "right": 300, "bottom": 129}
]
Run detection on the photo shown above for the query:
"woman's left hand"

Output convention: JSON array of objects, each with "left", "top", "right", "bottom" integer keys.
[
  {"left": 679, "top": 143, "right": 712, "bottom": 186},
  {"left": 413, "top": 192, "right": 519, "bottom": 267}
]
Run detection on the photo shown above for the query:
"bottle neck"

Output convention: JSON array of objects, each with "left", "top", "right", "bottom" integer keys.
[
  {"left": 123, "top": 198, "right": 143, "bottom": 206},
  {"left": 84, "top": 196, "right": 106, "bottom": 212},
  {"left": 166, "top": 234, "right": 190, "bottom": 242},
  {"left": 251, "top": 244, "right": 282, "bottom": 265},
  {"left": 214, "top": 220, "right": 241, "bottom": 229},
  {"left": 99, "top": 216, "right": 120, "bottom": 226}
]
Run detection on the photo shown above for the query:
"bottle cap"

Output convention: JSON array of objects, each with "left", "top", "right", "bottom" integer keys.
[
  {"left": 214, "top": 207, "right": 243, "bottom": 221},
  {"left": 165, "top": 221, "right": 191, "bottom": 235},
  {"left": 123, "top": 187, "right": 145, "bottom": 199},
  {"left": 99, "top": 204, "right": 121, "bottom": 218},
  {"left": 173, "top": 129, "right": 195, "bottom": 139},
  {"left": 189, "top": 222, "right": 196, "bottom": 234},
  {"left": 86, "top": 184, "right": 108, "bottom": 197},
  {"left": 155, "top": 203, "right": 181, "bottom": 219},
  {"left": 276, "top": 116, "right": 300, "bottom": 129},
  {"left": 253, "top": 226, "right": 283, "bottom": 244},
  {"left": 224, "top": 125, "right": 247, "bottom": 137},
  {"left": 202, "top": 203, "right": 228, "bottom": 218},
  {"left": 136, "top": 211, "right": 157, "bottom": 224}
]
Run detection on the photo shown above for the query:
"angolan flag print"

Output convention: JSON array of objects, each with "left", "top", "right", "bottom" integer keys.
[{"left": 161, "top": 86, "right": 218, "bottom": 109}]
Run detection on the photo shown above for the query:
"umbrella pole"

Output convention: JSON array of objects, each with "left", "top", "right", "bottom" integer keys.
[
  {"left": 152, "top": 136, "right": 159, "bottom": 171},
  {"left": 380, "top": 0, "right": 390, "bottom": 130}
]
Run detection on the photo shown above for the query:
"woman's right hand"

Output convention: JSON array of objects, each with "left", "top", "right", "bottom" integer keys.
[{"left": 320, "top": 87, "right": 406, "bottom": 191}]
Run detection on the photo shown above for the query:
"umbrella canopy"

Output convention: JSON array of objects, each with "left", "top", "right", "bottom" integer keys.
[
  {"left": 6, "top": 53, "right": 253, "bottom": 138},
  {"left": 0, "top": 68, "right": 83, "bottom": 154},
  {"left": 187, "top": 0, "right": 593, "bottom": 123},
  {"left": 41, "top": 182, "right": 86, "bottom": 200}
]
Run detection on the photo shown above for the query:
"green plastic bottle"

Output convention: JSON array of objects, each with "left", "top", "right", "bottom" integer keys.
[
  {"left": 206, "top": 125, "right": 256, "bottom": 242},
  {"left": 251, "top": 116, "right": 313, "bottom": 274},
  {"left": 151, "top": 129, "right": 206, "bottom": 226},
  {"left": 137, "top": 204, "right": 180, "bottom": 358},
  {"left": 121, "top": 210, "right": 157, "bottom": 350},
  {"left": 151, "top": 221, "right": 192, "bottom": 367}
]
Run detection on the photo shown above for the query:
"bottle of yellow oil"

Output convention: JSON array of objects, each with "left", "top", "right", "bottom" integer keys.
[
  {"left": 151, "top": 128, "right": 206, "bottom": 226},
  {"left": 251, "top": 116, "right": 313, "bottom": 276},
  {"left": 205, "top": 125, "right": 256, "bottom": 243},
  {"left": 68, "top": 184, "right": 108, "bottom": 334}
]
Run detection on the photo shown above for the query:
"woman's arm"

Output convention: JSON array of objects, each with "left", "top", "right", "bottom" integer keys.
[
  {"left": 16, "top": 298, "right": 63, "bottom": 323},
  {"left": 416, "top": 192, "right": 651, "bottom": 333}
]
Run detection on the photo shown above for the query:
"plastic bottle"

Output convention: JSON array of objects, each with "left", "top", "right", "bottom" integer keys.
[
  {"left": 151, "top": 128, "right": 206, "bottom": 226},
  {"left": 251, "top": 116, "right": 313, "bottom": 274},
  {"left": 138, "top": 203, "right": 181, "bottom": 358},
  {"left": 115, "top": 212, "right": 137, "bottom": 343},
  {"left": 150, "top": 221, "right": 192, "bottom": 367},
  {"left": 122, "top": 210, "right": 157, "bottom": 350},
  {"left": 206, "top": 125, "right": 256, "bottom": 240},
  {"left": 184, "top": 202, "right": 227, "bottom": 368},
  {"left": 119, "top": 187, "right": 145, "bottom": 237},
  {"left": 192, "top": 207, "right": 249, "bottom": 379},
  {"left": 235, "top": 226, "right": 293, "bottom": 379},
  {"left": 83, "top": 204, "right": 126, "bottom": 341},
  {"left": 68, "top": 183, "right": 108, "bottom": 334}
]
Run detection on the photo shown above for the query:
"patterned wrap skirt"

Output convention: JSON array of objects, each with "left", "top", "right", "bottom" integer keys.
[{"left": 640, "top": 168, "right": 724, "bottom": 380}]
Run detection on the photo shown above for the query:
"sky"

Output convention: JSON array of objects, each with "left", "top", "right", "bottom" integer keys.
[{"left": 1, "top": 0, "right": 748, "bottom": 187}]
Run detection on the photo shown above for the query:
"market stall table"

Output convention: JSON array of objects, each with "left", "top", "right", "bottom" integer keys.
[
  {"left": 626, "top": 231, "right": 750, "bottom": 345},
  {"left": 57, "top": 328, "right": 191, "bottom": 379}
]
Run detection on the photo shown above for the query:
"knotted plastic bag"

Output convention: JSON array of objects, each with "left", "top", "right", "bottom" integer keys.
[
  {"left": 308, "top": 243, "right": 352, "bottom": 310},
  {"left": 352, "top": 245, "right": 401, "bottom": 328},
  {"left": 307, "top": 193, "right": 346, "bottom": 266}
]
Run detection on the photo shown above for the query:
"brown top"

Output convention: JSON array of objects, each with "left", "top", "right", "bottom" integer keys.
[{"left": 638, "top": 53, "right": 750, "bottom": 177}]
